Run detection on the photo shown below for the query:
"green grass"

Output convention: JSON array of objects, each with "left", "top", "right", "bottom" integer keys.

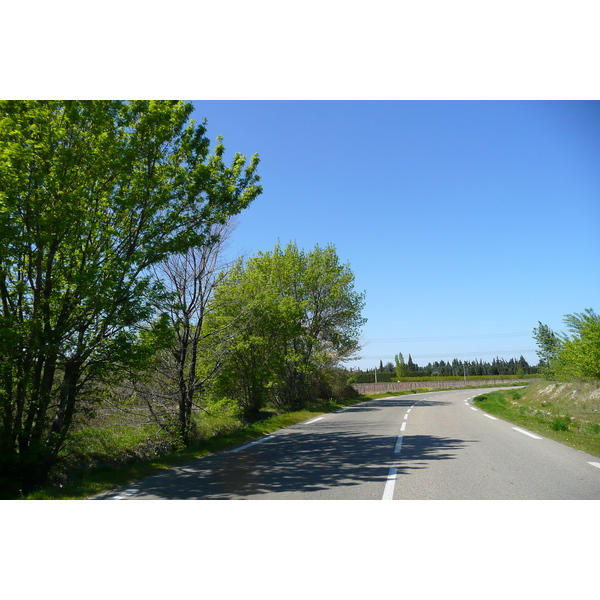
[{"left": 473, "top": 382, "right": 600, "bottom": 458}]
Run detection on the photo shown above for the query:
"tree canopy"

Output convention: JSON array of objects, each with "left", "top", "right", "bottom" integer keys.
[
  {"left": 533, "top": 309, "right": 600, "bottom": 381},
  {"left": 0, "top": 100, "right": 262, "bottom": 490},
  {"left": 205, "top": 242, "right": 366, "bottom": 417}
]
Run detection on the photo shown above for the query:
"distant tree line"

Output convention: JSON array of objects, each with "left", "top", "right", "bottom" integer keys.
[{"left": 349, "top": 354, "right": 536, "bottom": 383}]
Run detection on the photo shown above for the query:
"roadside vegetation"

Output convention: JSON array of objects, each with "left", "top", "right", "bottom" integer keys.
[
  {"left": 11, "top": 380, "right": 525, "bottom": 500},
  {"left": 472, "top": 307, "right": 600, "bottom": 457},
  {"left": 473, "top": 380, "right": 600, "bottom": 458},
  {"left": 14, "top": 386, "right": 366, "bottom": 499}
]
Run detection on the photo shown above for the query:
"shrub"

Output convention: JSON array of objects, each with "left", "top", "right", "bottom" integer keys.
[{"left": 551, "top": 415, "right": 571, "bottom": 431}]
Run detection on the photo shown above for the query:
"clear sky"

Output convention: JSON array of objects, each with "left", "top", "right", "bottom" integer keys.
[{"left": 191, "top": 101, "right": 600, "bottom": 371}]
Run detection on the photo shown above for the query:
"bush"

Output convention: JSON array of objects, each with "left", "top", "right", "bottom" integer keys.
[{"left": 551, "top": 415, "right": 571, "bottom": 431}]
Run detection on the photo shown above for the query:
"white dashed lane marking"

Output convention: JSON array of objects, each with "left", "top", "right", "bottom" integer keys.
[
  {"left": 512, "top": 427, "right": 543, "bottom": 440},
  {"left": 229, "top": 435, "right": 276, "bottom": 453}
]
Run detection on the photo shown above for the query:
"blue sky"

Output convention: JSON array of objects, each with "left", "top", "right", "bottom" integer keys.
[{"left": 191, "top": 101, "right": 600, "bottom": 371}]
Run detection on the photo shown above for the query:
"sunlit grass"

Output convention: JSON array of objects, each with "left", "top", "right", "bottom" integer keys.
[{"left": 473, "top": 381, "right": 600, "bottom": 458}]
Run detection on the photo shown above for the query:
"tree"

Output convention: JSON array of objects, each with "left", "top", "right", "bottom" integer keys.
[
  {"left": 395, "top": 352, "right": 407, "bottom": 379},
  {"left": 407, "top": 354, "right": 416, "bottom": 374},
  {"left": 533, "top": 321, "right": 562, "bottom": 378},
  {"left": 533, "top": 310, "right": 600, "bottom": 381},
  {"left": 555, "top": 309, "right": 600, "bottom": 380},
  {"left": 206, "top": 242, "right": 366, "bottom": 417},
  {"left": 134, "top": 221, "right": 239, "bottom": 445},
  {"left": 0, "top": 100, "right": 261, "bottom": 491}
]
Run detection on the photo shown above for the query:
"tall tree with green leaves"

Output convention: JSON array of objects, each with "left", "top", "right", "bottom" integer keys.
[
  {"left": 533, "top": 321, "right": 562, "bottom": 378},
  {"left": 555, "top": 309, "right": 600, "bottom": 380},
  {"left": 533, "top": 309, "right": 600, "bottom": 381},
  {"left": 0, "top": 100, "right": 261, "bottom": 491},
  {"left": 206, "top": 242, "right": 366, "bottom": 417},
  {"left": 394, "top": 352, "right": 407, "bottom": 379}
]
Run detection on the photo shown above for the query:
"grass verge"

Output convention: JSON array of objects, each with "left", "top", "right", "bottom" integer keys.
[{"left": 473, "top": 381, "right": 600, "bottom": 458}]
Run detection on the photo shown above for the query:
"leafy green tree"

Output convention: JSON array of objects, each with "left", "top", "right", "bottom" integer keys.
[
  {"left": 395, "top": 352, "right": 407, "bottom": 378},
  {"left": 534, "top": 310, "right": 600, "bottom": 381},
  {"left": 0, "top": 100, "right": 261, "bottom": 491},
  {"left": 206, "top": 242, "right": 366, "bottom": 418},
  {"left": 555, "top": 309, "right": 600, "bottom": 380},
  {"left": 533, "top": 321, "right": 562, "bottom": 378}
]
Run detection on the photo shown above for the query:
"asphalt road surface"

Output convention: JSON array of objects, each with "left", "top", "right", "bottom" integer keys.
[{"left": 95, "top": 388, "right": 600, "bottom": 500}]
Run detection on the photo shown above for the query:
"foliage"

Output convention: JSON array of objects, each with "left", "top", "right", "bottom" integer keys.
[
  {"left": 206, "top": 242, "right": 366, "bottom": 418},
  {"left": 0, "top": 100, "right": 261, "bottom": 492},
  {"left": 395, "top": 352, "right": 407, "bottom": 379},
  {"left": 128, "top": 221, "right": 239, "bottom": 446},
  {"left": 555, "top": 309, "right": 600, "bottom": 380},
  {"left": 533, "top": 322, "right": 562, "bottom": 378},
  {"left": 534, "top": 309, "right": 600, "bottom": 381}
]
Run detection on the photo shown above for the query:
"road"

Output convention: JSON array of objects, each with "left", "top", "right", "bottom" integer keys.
[{"left": 95, "top": 388, "right": 600, "bottom": 500}]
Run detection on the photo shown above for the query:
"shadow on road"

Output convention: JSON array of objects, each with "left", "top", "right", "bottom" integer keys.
[
  {"left": 346, "top": 396, "right": 451, "bottom": 412},
  {"left": 111, "top": 424, "right": 476, "bottom": 499}
]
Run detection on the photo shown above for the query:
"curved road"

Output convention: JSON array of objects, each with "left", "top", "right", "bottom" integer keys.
[{"left": 95, "top": 388, "right": 600, "bottom": 500}]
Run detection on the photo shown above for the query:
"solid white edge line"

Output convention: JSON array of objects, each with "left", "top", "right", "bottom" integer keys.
[
  {"left": 382, "top": 467, "right": 398, "bottom": 500},
  {"left": 229, "top": 435, "right": 276, "bottom": 453},
  {"left": 512, "top": 427, "right": 543, "bottom": 440},
  {"left": 588, "top": 462, "right": 600, "bottom": 469}
]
